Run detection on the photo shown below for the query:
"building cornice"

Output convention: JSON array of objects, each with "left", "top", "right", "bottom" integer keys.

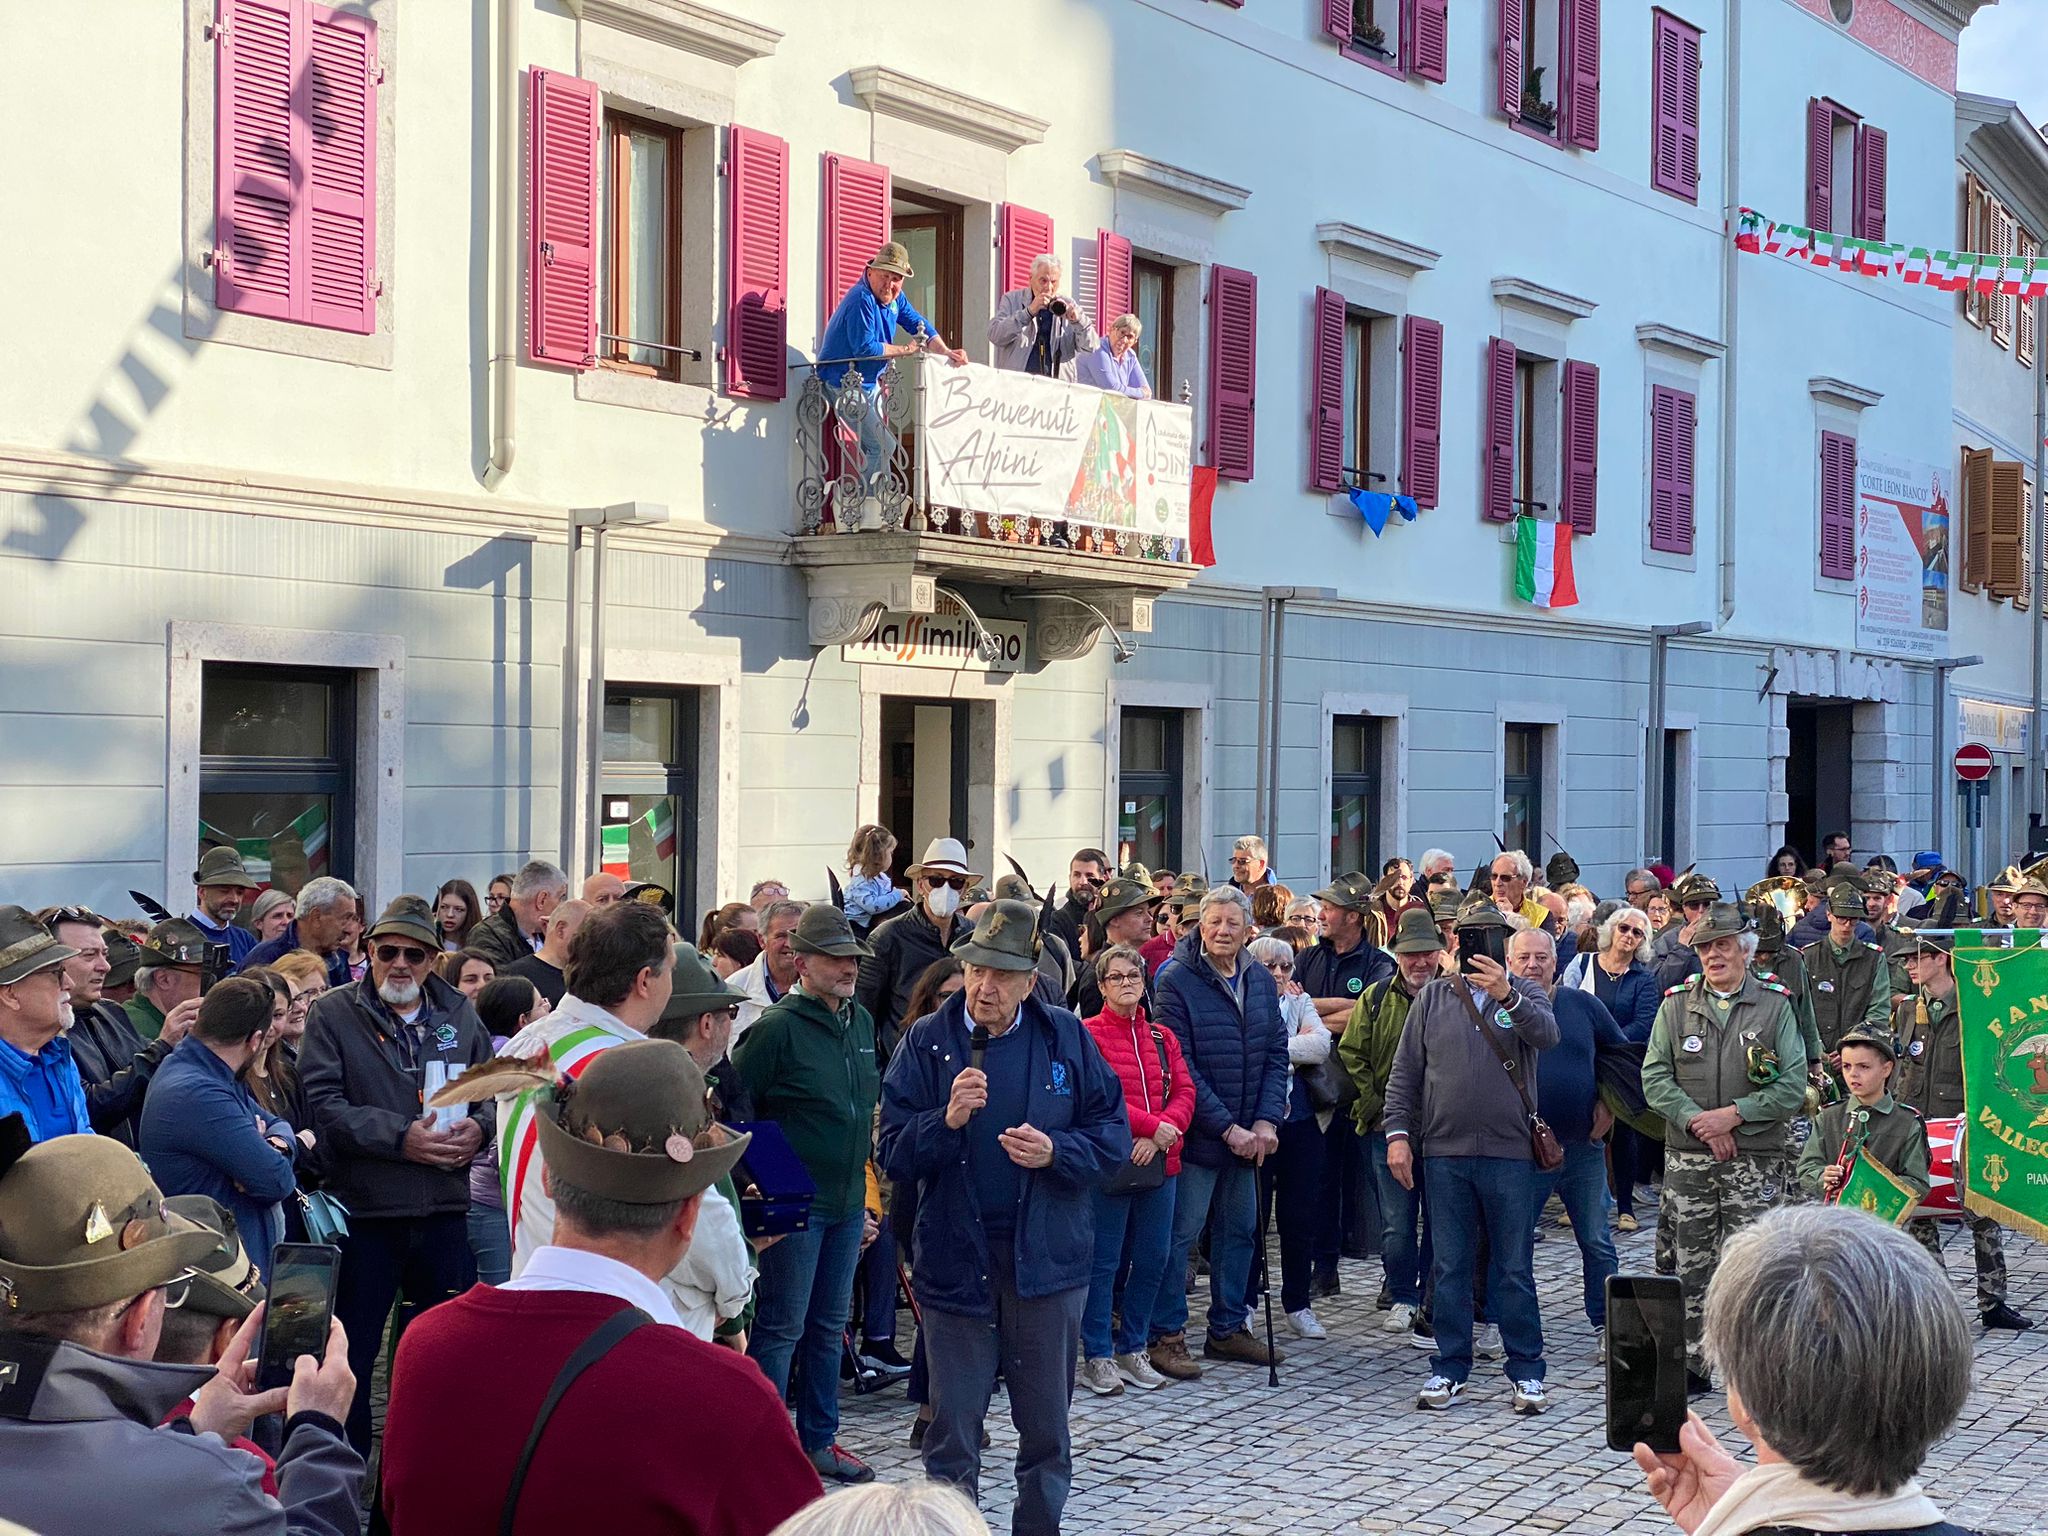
[
  {"left": 1316, "top": 222, "right": 1440, "bottom": 278},
  {"left": 1636, "top": 323, "right": 1727, "bottom": 364},
  {"left": 564, "top": 0, "right": 780, "bottom": 66},
  {"left": 848, "top": 66, "right": 1047, "bottom": 152},
  {"left": 1098, "top": 151, "right": 1251, "bottom": 216},
  {"left": 1809, "top": 376, "right": 1884, "bottom": 411},
  {"left": 1898, "top": 0, "right": 1995, "bottom": 39},
  {"left": 1490, "top": 276, "right": 1597, "bottom": 324}
]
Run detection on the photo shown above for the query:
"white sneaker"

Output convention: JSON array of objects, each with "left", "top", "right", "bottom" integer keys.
[
  {"left": 1595, "top": 1327, "right": 1607, "bottom": 1364},
  {"left": 1416, "top": 1374, "right": 1465, "bottom": 1410},
  {"left": 1286, "top": 1308, "right": 1327, "bottom": 1340},
  {"left": 1384, "top": 1302, "right": 1417, "bottom": 1333},
  {"left": 1475, "top": 1324, "right": 1503, "bottom": 1360},
  {"left": 1113, "top": 1351, "right": 1168, "bottom": 1391},
  {"left": 1077, "top": 1356, "right": 1124, "bottom": 1396},
  {"left": 1511, "top": 1378, "right": 1550, "bottom": 1415}
]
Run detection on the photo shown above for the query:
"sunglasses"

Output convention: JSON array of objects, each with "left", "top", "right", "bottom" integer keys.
[
  {"left": 927, "top": 874, "right": 969, "bottom": 891},
  {"left": 1490, "top": 872, "right": 1520, "bottom": 882},
  {"left": 374, "top": 944, "right": 430, "bottom": 966},
  {"left": 725, "top": 1003, "right": 743, "bottom": 1018}
]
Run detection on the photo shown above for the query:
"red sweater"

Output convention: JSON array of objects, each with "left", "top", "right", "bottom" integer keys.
[
  {"left": 1085, "top": 1006, "right": 1197, "bottom": 1174},
  {"left": 382, "top": 1287, "right": 821, "bottom": 1536}
]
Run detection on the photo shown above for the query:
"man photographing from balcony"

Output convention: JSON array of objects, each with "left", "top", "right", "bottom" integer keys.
[{"left": 991, "top": 254, "right": 1099, "bottom": 381}]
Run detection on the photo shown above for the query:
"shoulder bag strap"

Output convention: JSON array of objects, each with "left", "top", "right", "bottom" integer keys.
[
  {"left": 1456, "top": 983, "right": 1541, "bottom": 1123},
  {"left": 500, "top": 1306, "right": 653, "bottom": 1536},
  {"left": 1148, "top": 1024, "right": 1172, "bottom": 1098}
]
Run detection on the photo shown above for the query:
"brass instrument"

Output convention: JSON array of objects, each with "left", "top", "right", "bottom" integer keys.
[{"left": 1744, "top": 875, "right": 1806, "bottom": 928}]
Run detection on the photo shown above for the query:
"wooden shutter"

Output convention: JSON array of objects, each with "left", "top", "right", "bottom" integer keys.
[
  {"left": 1561, "top": 359, "right": 1600, "bottom": 534},
  {"left": 725, "top": 125, "right": 789, "bottom": 400},
  {"left": 1991, "top": 201, "right": 2015, "bottom": 346},
  {"left": 1322, "top": 0, "right": 1351, "bottom": 43},
  {"left": 215, "top": 0, "right": 377, "bottom": 333},
  {"left": 1410, "top": 0, "right": 1450, "bottom": 80},
  {"left": 1207, "top": 265, "right": 1259, "bottom": 483},
  {"left": 2022, "top": 230, "right": 2039, "bottom": 366},
  {"left": 1096, "top": 230, "right": 1132, "bottom": 336},
  {"left": 1807, "top": 98, "right": 1834, "bottom": 233},
  {"left": 821, "top": 153, "right": 891, "bottom": 320},
  {"left": 1563, "top": 0, "right": 1601, "bottom": 150},
  {"left": 999, "top": 204, "right": 1054, "bottom": 297},
  {"left": 1854, "top": 124, "right": 1887, "bottom": 242},
  {"left": 1401, "top": 315, "right": 1442, "bottom": 509},
  {"left": 1961, "top": 445, "right": 1991, "bottom": 592},
  {"left": 1498, "top": 0, "right": 1524, "bottom": 120},
  {"left": 1989, "top": 459, "right": 2026, "bottom": 599},
  {"left": 1651, "top": 13, "right": 1699, "bottom": 201},
  {"left": 1819, "top": 430, "right": 1856, "bottom": 580},
  {"left": 1963, "top": 173, "right": 1986, "bottom": 328},
  {"left": 1483, "top": 337, "right": 1517, "bottom": 522},
  {"left": 1308, "top": 289, "right": 1346, "bottom": 493},
  {"left": 528, "top": 67, "right": 600, "bottom": 370},
  {"left": 1649, "top": 386, "right": 1695, "bottom": 554}
]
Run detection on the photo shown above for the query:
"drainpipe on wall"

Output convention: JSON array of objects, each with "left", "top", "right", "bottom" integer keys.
[
  {"left": 1716, "top": 0, "right": 1741, "bottom": 622},
  {"left": 483, "top": 0, "right": 519, "bottom": 489},
  {"left": 2031, "top": 293, "right": 2047, "bottom": 842}
]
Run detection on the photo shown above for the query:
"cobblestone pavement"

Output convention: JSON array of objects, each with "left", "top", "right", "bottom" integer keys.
[{"left": 841, "top": 1202, "right": 2048, "bottom": 1536}]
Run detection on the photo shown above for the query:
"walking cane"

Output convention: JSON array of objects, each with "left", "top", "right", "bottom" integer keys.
[{"left": 1255, "top": 1166, "right": 1280, "bottom": 1388}]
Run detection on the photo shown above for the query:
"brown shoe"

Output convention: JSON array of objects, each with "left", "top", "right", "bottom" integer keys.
[
  {"left": 1203, "top": 1327, "right": 1284, "bottom": 1367},
  {"left": 1146, "top": 1331, "right": 1203, "bottom": 1381}
]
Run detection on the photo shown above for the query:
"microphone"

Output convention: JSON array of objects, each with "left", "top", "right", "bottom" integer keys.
[{"left": 969, "top": 1024, "right": 990, "bottom": 1074}]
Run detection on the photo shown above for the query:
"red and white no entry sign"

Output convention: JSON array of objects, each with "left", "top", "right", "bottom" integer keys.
[{"left": 1954, "top": 742, "right": 1994, "bottom": 782}]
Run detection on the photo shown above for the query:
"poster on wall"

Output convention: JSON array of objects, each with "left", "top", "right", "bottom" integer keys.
[{"left": 1855, "top": 449, "right": 1949, "bottom": 661}]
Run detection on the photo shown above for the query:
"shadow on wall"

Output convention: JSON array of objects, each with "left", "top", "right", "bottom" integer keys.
[{"left": 444, "top": 536, "right": 539, "bottom": 855}]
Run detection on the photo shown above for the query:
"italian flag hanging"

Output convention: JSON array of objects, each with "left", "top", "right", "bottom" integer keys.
[
  {"left": 1515, "top": 517, "right": 1578, "bottom": 609},
  {"left": 642, "top": 801, "right": 677, "bottom": 862},
  {"left": 599, "top": 822, "right": 631, "bottom": 879}
]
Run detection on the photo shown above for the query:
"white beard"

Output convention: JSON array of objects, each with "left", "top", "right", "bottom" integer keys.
[
  {"left": 55, "top": 1000, "right": 75, "bottom": 1034},
  {"left": 378, "top": 978, "right": 422, "bottom": 1010}
]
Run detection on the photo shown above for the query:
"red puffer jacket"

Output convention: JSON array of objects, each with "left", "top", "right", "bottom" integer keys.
[{"left": 1084, "top": 1005, "right": 1197, "bottom": 1175}]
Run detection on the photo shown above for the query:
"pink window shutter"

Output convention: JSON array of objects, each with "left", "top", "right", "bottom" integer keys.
[
  {"left": 1649, "top": 386, "right": 1695, "bottom": 554},
  {"left": 1855, "top": 125, "right": 1887, "bottom": 242},
  {"left": 1483, "top": 337, "right": 1517, "bottom": 522},
  {"left": 1669, "top": 389, "right": 1696, "bottom": 554},
  {"left": 1308, "top": 288, "right": 1346, "bottom": 494},
  {"left": 822, "top": 153, "right": 891, "bottom": 319},
  {"left": 726, "top": 125, "right": 789, "bottom": 400},
  {"left": 527, "top": 67, "right": 599, "bottom": 370},
  {"left": 1095, "top": 230, "right": 1132, "bottom": 336},
  {"left": 1410, "top": 0, "right": 1450, "bottom": 81},
  {"left": 1820, "top": 431, "right": 1856, "bottom": 579},
  {"left": 1650, "top": 14, "right": 1693, "bottom": 198},
  {"left": 1401, "top": 314, "right": 1443, "bottom": 509},
  {"left": 1322, "top": 0, "right": 1351, "bottom": 43},
  {"left": 1675, "top": 20, "right": 1701, "bottom": 198},
  {"left": 1563, "top": 0, "right": 1601, "bottom": 150},
  {"left": 215, "top": 0, "right": 298, "bottom": 321},
  {"left": 1561, "top": 360, "right": 1600, "bottom": 534},
  {"left": 1208, "top": 265, "right": 1259, "bottom": 484},
  {"left": 303, "top": 3, "right": 377, "bottom": 334},
  {"left": 1000, "top": 205, "right": 1055, "bottom": 297},
  {"left": 1807, "top": 98, "right": 1834, "bottom": 234},
  {"left": 1498, "top": 0, "right": 1525, "bottom": 120}
]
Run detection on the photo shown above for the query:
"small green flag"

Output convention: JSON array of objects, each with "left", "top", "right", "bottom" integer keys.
[{"left": 1835, "top": 1151, "right": 1917, "bottom": 1227}]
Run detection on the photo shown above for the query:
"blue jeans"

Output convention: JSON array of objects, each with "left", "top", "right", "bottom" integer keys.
[
  {"left": 466, "top": 1202, "right": 512, "bottom": 1287},
  {"left": 1369, "top": 1131, "right": 1431, "bottom": 1307},
  {"left": 858, "top": 1220, "right": 898, "bottom": 1344},
  {"left": 1423, "top": 1155, "right": 1546, "bottom": 1384},
  {"left": 1537, "top": 1140, "right": 1619, "bottom": 1327},
  {"left": 748, "top": 1208, "right": 865, "bottom": 1452},
  {"left": 1083, "top": 1177, "right": 1177, "bottom": 1358},
  {"left": 1152, "top": 1159, "right": 1257, "bottom": 1341}
]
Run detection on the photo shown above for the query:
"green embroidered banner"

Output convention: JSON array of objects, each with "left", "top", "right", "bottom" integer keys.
[
  {"left": 1836, "top": 1152, "right": 1916, "bottom": 1227},
  {"left": 1953, "top": 933, "right": 2048, "bottom": 1242}
]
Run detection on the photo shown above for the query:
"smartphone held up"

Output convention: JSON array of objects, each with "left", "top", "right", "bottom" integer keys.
[
  {"left": 256, "top": 1242, "right": 342, "bottom": 1392},
  {"left": 1604, "top": 1274, "right": 1687, "bottom": 1455}
]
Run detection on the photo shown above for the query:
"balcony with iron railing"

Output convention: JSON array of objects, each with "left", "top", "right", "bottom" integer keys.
[{"left": 789, "top": 354, "right": 1204, "bottom": 658}]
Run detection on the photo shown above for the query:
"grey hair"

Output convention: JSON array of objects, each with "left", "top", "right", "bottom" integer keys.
[
  {"left": 1285, "top": 897, "right": 1319, "bottom": 919},
  {"left": 760, "top": 899, "right": 806, "bottom": 927},
  {"left": 510, "top": 860, "right": 569, "bottom": 901},
  {"left": 1594, "top": 904, "right": 1648, "bottom": 950},
  {"left": 547, "top": 1169, "right": 692, "bottom": 1238},
  {"left": 1737, "top": 930, "right": 1760, "bottom": 961},
  {"left": 1418, "top": 848, "right": 1455, "bottom": 875},
  {"left": 1564, "top": 894, "right": 1595, "bottom": 929},
  {"left": 1506, "top": 925, "right": 1554, "bottom": 959},
  {"left": 1197, "top": 884, "right": 1254, "bottom": 924},
  {"left": 1232, "top": 835, "right": 1268, "bottom": 860},
  {"left": 134, "top": 965, "right": 166, "bottom": 999},
  {"left": 1625, "top": 867, "right": 1660, "bottom": 892},
  {"left": 1091, "top": 942, "right": 1148, "bottom": 985},
  {"left": 764, "top": 1480, "right": 989, "bottom": 1536},
  {"left": 1491, "top": 849, "right": 1534, "bottom": 882},
  {"left": 295, "top": 875, "right": 357, "bottom": 919},
  {"left": 1245, "top": 935, "right": 1295, "bottom": 967},
  {"left": 1705, "top": 1204, "right": 1971, "bottom": 1496},
  {"left": 1501, "top": 912, "right": 1532, "bottom": 933},
  {"left": 1109, "top": 311, "right": 1142, "bottom": 338},
  {"left": 1029, "top": 254, "right": 1062, "bottom": 281}
]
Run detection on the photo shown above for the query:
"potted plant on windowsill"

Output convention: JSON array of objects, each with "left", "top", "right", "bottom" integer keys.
[
  {"left": 1520, "top": 63, "right": 1557, "bottom": 131},
  {"left": 1349, "top": 2, "right": 1388, "bottom": 55}
]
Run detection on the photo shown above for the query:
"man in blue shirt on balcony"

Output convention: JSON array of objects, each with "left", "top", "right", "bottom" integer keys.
[{"left": 817, "top": 242, "right": 967, "bottom": 515}]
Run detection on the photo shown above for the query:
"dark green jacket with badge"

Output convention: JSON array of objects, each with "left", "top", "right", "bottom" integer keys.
[
  {"left": 1642, "top": 972, "right": 1808, "bottom": 1155},
  {"left": 1753, "top": 946, "right": 1821, "bottom": 1063},
  {"left": 733, "top": 985, "right": 881, "bottom": 1221},
  {"left": 1796, "top": 1091, "right": 1930, "bottom": 1199},
  {"left": 1800, "top": 936, "right": 1891, "bottom": 1053},
  {"left": 1892, "top": 988, "right": 1963, "bottom": 1119}
]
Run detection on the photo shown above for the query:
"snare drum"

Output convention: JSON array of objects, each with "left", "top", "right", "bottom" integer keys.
[{"left": 1912, "top": 1116, "right": 1965, "bottom": 1221}]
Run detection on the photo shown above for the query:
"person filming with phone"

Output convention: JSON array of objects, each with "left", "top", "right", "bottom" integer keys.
[{"left": 990, "top": 255, "right": 1099, "bottom": 381}]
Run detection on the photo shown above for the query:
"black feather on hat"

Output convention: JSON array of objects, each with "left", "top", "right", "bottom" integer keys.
[{"left": 827, "top": 868, "right": 846, "bottom": 911}]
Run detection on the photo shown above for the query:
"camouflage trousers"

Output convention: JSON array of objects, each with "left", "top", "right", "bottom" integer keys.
[
  {"left": 1907, "top": 1212, "right": 2009, "bottom": 1312},
  {"left": 1662, "top": 1149, "right": 1793, "bottom": 1374}
]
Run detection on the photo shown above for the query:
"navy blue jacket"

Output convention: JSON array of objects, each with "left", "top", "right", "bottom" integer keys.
[
  {"left": 138, "top": 1037, "right": 298, "bottom": 1277},
  {"left": 1154, "top": 932, "right": 1288, "bottom": 1168},
  {"left": 879, "top": 991, "right": 1129, "bottom": 1318},
  {"left": 242, "top": 923, "right": 352, "bottom": 988},
  {"left": 1535, "top": 987, "right": 1630, "bottom": 1143},
  {"left": 1564, "top": 953, "right": 1662, "bottom": 1041}
]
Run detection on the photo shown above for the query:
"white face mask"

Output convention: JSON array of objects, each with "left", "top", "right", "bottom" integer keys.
[{"left": 926, "top": 884, "right": 961, "bottom": 919}]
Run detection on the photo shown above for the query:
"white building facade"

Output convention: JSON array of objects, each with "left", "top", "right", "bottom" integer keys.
[{"left": 0, "top": 0, "right": 2010, "bottom": 925}]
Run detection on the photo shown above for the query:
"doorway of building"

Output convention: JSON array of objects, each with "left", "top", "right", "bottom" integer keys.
[
  {"left": 1785, "top": 699, "right": 1854, "bottom": 867},
  {"left": 881, "top": 698, "right": 971, "bottom": 886}
]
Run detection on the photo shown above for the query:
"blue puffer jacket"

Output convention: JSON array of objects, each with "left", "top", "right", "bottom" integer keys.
[
  {"left": 1154, "top": 932, "right": 1288, "bottom": 1168},
  {"left": 879, "top": 991, "right": 1129, "bottom": 1318}
]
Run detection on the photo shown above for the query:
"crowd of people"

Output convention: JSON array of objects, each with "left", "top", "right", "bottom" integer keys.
[{"left": 0, "top": 825, "right": 2030, "bottom": 1536}]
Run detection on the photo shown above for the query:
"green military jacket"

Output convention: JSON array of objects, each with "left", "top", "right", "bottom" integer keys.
[
  {"left": 1337, "top": 976, "right": 1413, "bottom": 1134},
  {"left": 732, "top": 985, "right": 881, "bottom": 1221},
  {"left": 1753, "top": 946, "right": 1820, "bottom": 1063},
  {"left": 123, "top": 993, "right": 167, "bottom": 1043},
  {"left": 1892, "top": 987, "right": 1963, "bottom": 1120},
  {"left": 1643, "top": 972, "right": 1808, "bottom": 1156},
  {"left": 1799, "top": 936, "right": 1891, "bottom": 1054},
  {"left": 1796, "top": 1091, "right": 1930, "bottom": 1199}
]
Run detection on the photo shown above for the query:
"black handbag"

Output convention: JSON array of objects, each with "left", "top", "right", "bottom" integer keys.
[{"left": 1101, "top": 1026, "right": 1174, "bottom": 1196}]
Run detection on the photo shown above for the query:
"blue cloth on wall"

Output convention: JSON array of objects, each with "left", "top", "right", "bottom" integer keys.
[{"left": 1346, "top": 487, "right": 1419, "bottom": 536}]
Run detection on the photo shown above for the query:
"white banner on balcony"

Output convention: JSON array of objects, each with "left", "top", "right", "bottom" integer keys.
[{"left": 920, "top": 363, "right": 1192, "bottom": 541}]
